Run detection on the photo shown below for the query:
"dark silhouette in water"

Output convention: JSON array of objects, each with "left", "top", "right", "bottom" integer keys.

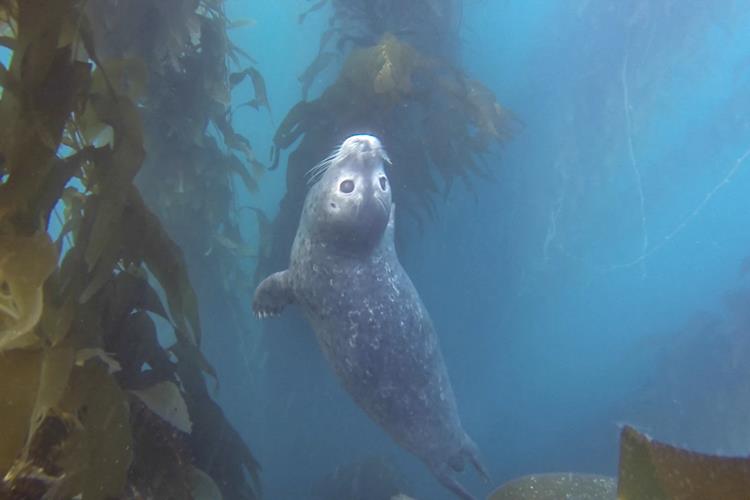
[{"left": 253, "top": 135, "right": 488, "bottom": 499}]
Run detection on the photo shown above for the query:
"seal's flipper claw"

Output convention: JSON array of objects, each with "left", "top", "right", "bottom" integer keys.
[
  {"left": 252, "top": 270, "right": 294, "bottom": 318},
  {"left": 469, "top": 452, "right": 490, "bottom": 484},
  {"left": 431, "top": 463, "right": 477, "bottom": 500},
  {"left": 464, "top": 437, "right": 490, "bottom": 483}
]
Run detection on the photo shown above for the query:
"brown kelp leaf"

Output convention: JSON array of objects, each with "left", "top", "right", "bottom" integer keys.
[
  {"left": 78, "top": 210, "right": 123, "bottom": 303},
  {"left": 131, "top": 381, "right": 192, "bottom": 434},
  {"left": 0, "top": 45, "right": 91, "bottom": 210},
  {"left": 25, "top": 344, "right": 75, "bottom": 450},
  {"left": 318, "top": 27, "right": 338, "bottom": 53},
  {"left": 618, "top": 425, "right": 750, "bottom": 500},
  {"left": 270, "top": 100, "right": 315, "bottom": 168},
  {"left": 110, "top": 270, "right": 170, "bottom": 321},
  {"left": 229, "top": 70, "right": 246, "bottom": 90},
  {"left": 215, "top": 112, "right": 256, "bottom": 165},
  {"left": 227, "top": 154, "right": 259, "bottom": 193},
  {"left": 74, "top": 13, "right": 101, "bottom": 64},
  {"left": 91, "top": 58, "right": 149, "bottom": 105},
  {"left": 0, "top": 35, "right": 14, "bottom": 50},
  {"left": 76, "top": 102, "right": 113, "bottom": 147},
  {"left": 241, "top": 206, "right": 272, "bottom": 260},
  {"left": 82, "top": 94, "right": 145, "bottom": 274},
  {"left": 0, "top": 231, "right": 58, "bottom": 351},
  {"left": 106, "top": 310, "right": 175, "bottom": 388},
  {"left": 123, "top": 188, "right": 202, "bottom": 346},
  {"left": 37, "top": 294, "right": 76, "bottom": 348},
  {"left": 61, "top": 187, "right": 86, "bottom": 224},
  {"left": 342, "top": 33, "right": 425, "bottom": 101},
  {"left": 36, "top": 147, "right": 98, "bottom": 232},
  {"left": 228, "top": 40, "right": 258, "bottom": 65},
  {"left": 298, "top": 0, "right": 327, "bottom": 24},
  {"left": 0, "top": 61, "right": 18, "bottom": 107},
  {"left": 488, "top": 473, "right": 616, "bottom": 500},
  {"left": 102, "top": 270, "right": 146, "bottom": 321},
  {"left": 75, "top": 347, "right": 121, "bottom": 374},
  {"left": 11, "top": 0, "right": 68, "bottom": 87},
  {"left": 299, "top": 51, "right": 336, "bottom": 100},
  {"left": 0, "top": 1, "right": 97, "bottom": 346},
  {"left": 234, "top": 67, "right": 270, "bottom": 113},
  {"left": 126, "top": 406, "right": 194, "bottom": 500},
  {"left": 171, "top": 340, "right": 218, "bottom": 389},
  {"left": 214, "top": 233, "right": 257, "bottom": 259},
  {"left": 464, "top": 79, "right": 511, "bottom": 143},
  {"left": 0, "top": 349, "right": 42, "bottom": 474},
  {"left": 172, "top": 341, "right": 259, "bottom": 496},
  {"left": 53, "top": 364, "right": 133, "bottom": 500},
  {"left": 250, "top": 158, "right": 265, "bottom": 177}
]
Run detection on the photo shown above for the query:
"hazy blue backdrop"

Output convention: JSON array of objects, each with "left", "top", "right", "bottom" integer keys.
[{"left": 205, "top": 1, "right": 750, "bottom": 498}]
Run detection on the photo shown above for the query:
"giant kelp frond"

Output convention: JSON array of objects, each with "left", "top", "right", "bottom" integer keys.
[
  {"left": 0, "top": 232, "right": 58, "bottom": 350},
  {"left": 269, "top": 32, "right": 510, "bottom": 228},
  {"left": 617, "top": 425, "right": 750, "bottom": 498},
  {"left": 259, "top": 1, "right": 511, "bottom": 285},
  {"left": 342, "top": 33, "right": 429, "bottom": 101},
  {"left": 0, "top": 1, "right": 260, "bottom": 499},
  {"left": 90, "top": 0, "right": 268, "bottom": 490},
  {"left": 85, "top": 0, "right": 270, "bottom": 308},
  {"left": 329, "top": 0, "right": 463, "bottom": 56}
]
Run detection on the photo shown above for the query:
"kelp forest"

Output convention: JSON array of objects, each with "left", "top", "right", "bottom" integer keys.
[
  {"left": 0, "top": 0, "right": 508, "bottom": 498},
  {"left": 0, "top": 0, "right": 263, "bottom": 498},
  {"left": 4, "top": 0, "right": 748, "bottom": 499}
]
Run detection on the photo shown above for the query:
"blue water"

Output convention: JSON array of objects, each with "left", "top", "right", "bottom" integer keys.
[{"left": 212, "top": 1, "right": 750, "bottom": 498}]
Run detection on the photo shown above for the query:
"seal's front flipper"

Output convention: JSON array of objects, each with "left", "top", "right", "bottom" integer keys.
[{"left": 253, "top": 270, "right": 294, "bottom": 318}]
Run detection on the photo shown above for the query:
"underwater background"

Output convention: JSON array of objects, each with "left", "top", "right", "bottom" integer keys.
[
  {"left": 1, "top": 0, "right": 750, "bottom": 499},
  {"left": 219, "top": 1, "right": 750, "bottom": 498}
]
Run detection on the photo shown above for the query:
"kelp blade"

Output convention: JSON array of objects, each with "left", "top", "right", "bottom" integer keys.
[{"left": 618, "top": 425, "right": 750, "bottom": 500}]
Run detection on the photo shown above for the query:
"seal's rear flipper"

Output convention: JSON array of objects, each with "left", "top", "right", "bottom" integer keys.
[
  {"left": 463, "top": 436, "right": 490, "bottom": 483},
  {"left": 431, "top": 462, "right": 477, "bottom": 500},
  {"left": 253, "top": 270, "right": 294, "bottom": 318}
]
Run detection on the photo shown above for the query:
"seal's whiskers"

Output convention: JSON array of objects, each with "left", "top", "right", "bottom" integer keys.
[
  {"left": 381, "top": 149, "right": 392, "bottom": 165},
  {"left": 306, "top": 145, "right": 342, "bottom": 185},
  {"left": 306, "top": 140, "right": 391, "bottom": 186}
]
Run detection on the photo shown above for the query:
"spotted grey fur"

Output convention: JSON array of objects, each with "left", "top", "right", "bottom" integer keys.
[{"left": 253, "top": 134, "right": 488, "bottom": 499}]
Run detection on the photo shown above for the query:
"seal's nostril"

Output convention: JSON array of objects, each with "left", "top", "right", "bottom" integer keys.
[{"left": 379, "top": 176, "right": 388, "bottom": 191}]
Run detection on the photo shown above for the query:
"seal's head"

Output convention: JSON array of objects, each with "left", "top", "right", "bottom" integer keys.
[{"left": 307, "top": 134, "right": 392, "bottom": 254}]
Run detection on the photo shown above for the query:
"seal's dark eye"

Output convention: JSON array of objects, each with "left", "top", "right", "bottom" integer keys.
[
  {"left": 379, "top": 176, "right": 388, "bottom": 191},
  {"left": 339, "top": 179, "right": 355, "bottom": 193}
]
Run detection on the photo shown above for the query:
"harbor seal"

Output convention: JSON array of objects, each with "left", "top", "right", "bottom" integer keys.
[{"left": 253, "top": 134, "right": 488, "bottom": 499}]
